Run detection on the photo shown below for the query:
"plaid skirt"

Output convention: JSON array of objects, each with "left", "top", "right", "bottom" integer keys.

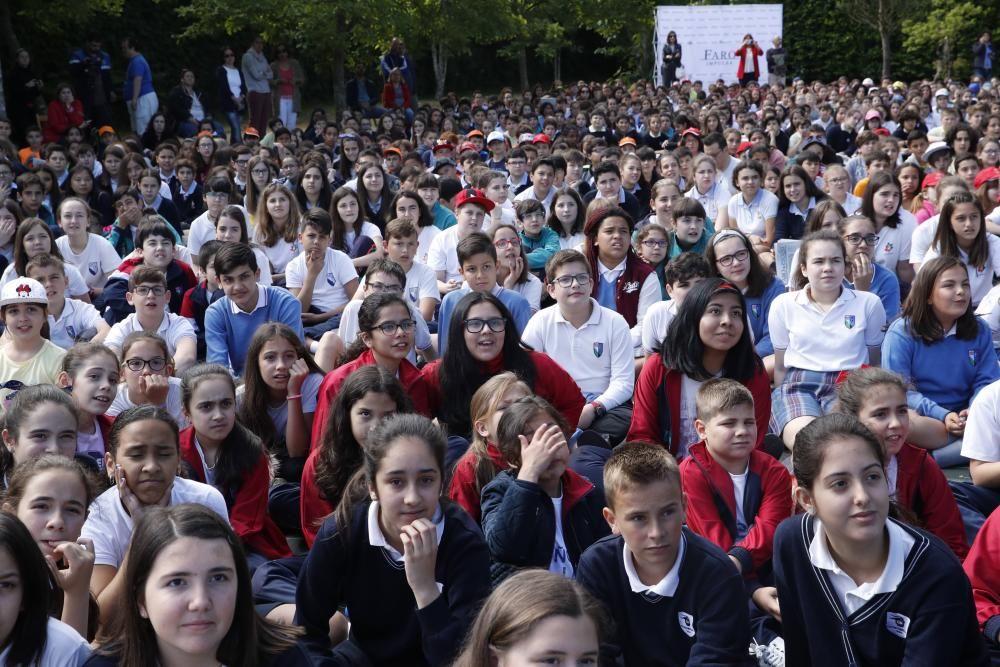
[{"left": 770, "top": 368, "right": 842, "bottom": 434}]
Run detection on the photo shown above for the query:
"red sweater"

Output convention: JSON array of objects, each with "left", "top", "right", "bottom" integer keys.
[
  {"left": 680, "top": 441, "right": 792, "bottom": 575},
  {"left": 44, "top": 99, "right": 86, "bottom": 143},
  {"left": 895, "top": 442, "right": 968, "bottom": 560},
  {"left": 382, "top": 81, "right": 412, "bottom": 110},
  {"left": 448, "top": 442, "right": 511, "bottom": 524},
  {"left": 311, "top": 349, "right": 432, "bottom": 445},
  {"left": 735, "top": 44, "right": 763, "bottom": 81},
  {"left": 627, "top": 355, "right": 771, "bottom": 455},
  {"left": 299, "top": 447, "right": 331, "bottom": 547},
  {"left": 179, "top": 427, "right": 291, "bottom": 560},
  {"left": 964, "top": 507, "right": 1000, "bottom": 639}
]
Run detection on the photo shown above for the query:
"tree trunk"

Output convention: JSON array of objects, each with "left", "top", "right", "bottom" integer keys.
[
  {"left": 331, "top": 12, "right": 347, "bottom": 112},
  {"left": 879, "top": 25, "right": 892, "bottom": 79},
  {"left": 0, "top": 0, "right": 19, "bottom": 62},
  {"left": 431, "top": 41, "right": 448, "bottom": 99},
  {"left": 518, "top": 46, "right": 529, "bottom": 91},
  {"left": 553, "top": 49, "right": 561, "bottom": 85}
]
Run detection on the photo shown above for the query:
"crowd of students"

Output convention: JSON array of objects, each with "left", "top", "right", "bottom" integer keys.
[{"left": 4, "top": 60, "right": 1000, "bottom": 666}]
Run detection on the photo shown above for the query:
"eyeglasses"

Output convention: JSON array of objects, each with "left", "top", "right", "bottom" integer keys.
[
  {"left": 251, "top": 169, "right": 270, "bottom": 176},
  {"left": 494, "top": 238, "right": 521, "bottom": 249},
  {"left": 843, "top": 233, "right": 880, "bottom": 247},
  {"left": 716, "top": 249, "right": 750, "bottom": 267},
  {"left": 641, "top": 239, "right": 668, "bottom": 249},
  {"left": 464, "top": 317, "right": 506, "bottom": 333},
  {"left": 550, "top": 273, "right": 592, "bottom": 288},
  {"left": 124, "top": 357, "right": 167, "bottom": 372},
  {"left": 826, "top": 177, "right": 848, "bottom": 185},
  {"left": 371, "top": 319, "right": 416, "bottom": 335},
  {"left": 367, "top": 281, "right": 402, "bottom": 293},
  {"left": 132, "top": 286, "right": 166, "bottom": 296}
]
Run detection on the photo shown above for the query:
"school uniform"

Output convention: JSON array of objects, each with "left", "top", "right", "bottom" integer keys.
[
  {"left": 356, "top": 261, "right": 440, "bottom": 312},
  {"left": 84, "top": 642, "right": 316, "bottom": 667},
  {"left": 75, "top": 415, "right": 114, "bottom": 473},
  {"left": 774, "top": 513, "right": 988, "bottom": 666},
  {"left": 56, "top": 233, "right": 121, "bottom": 289},
  {"left": 745, "top": 276, "right": 785, "bottom": 357},
  {"left": 726, "top": 188, "right": 779, "bottom": 239},
  {"left": 640, "top": 299, "right": 678, "bottom": 354},
  {"left": 296, "top": 500, "right": 490, "bottom": 667},
  {"left": 874, "top": 210, "right": 918, "bottom": 275},
  {"left": 179, "top": 426, "right": 291, "bottom": 561},
  {"left": 448, "top": 442, "right": 510, "bottom": 524},
  {"left": 686, "top": 182, "right": 731, "bottom": 223},
  {"left": 204, "top": 284, "right": 303, "bottom": 377},
  {"left": 104, "top": 311, "right": 196, "bottom": 358},
  {"left": 253, "top": 233, "right": 301, "bottom": 276},
  {"left": 480, "top": 468, "right": 609, "bottom": 585},
  {"left": 285, "top": 246, "right": 358, "bottom": 337},
  {"left": 588, "top": 252, "right": 659, "bottom": 349},
  {"left": 774, "top": 197, "right": 818, "bottom": 241},
  {"left": 102, "top": 257, "right": 198, "bottom": 324},
  {"left": 48, "top": 298, "right": 105, "bottom": 349},
  {"left": 680, "top": 441, "right": 793, "bottom": 576},
  {"left": 922, "top": 235, "right": 1000, "bottom": 306},
  {"left": 6, "top": 617, "right": 90, "bottom": 666},
  {"left": 338, "top": 298, "right": 432, "bottom": 364},
  {"left": 426, "top": 225, "right": 467, "bottom": 283},
  {"left": 1, "top": 263, "right": 90, "bottom": 299},
  {"left": 436, "top": 284, "right": 532, "bottom": 356},
  {"left": 179, "top": 280, "right": 224, "bottom": 360},
  {"left": 891, "top": 442, "right": 968, "bottom": 559},
  {"left": 172, "top": 180, "right": 205, "bottom": 227},
  {"left": 576, "top": 530, "right": 755, "bottom": 666},
  {"left": 962, "top": 507, "right": 1000, "bottom": 654}
]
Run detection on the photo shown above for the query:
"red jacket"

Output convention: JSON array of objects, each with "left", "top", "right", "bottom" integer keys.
[
  {"left": 44, "top": 99, "right": 86, "bottom": 143},
  {"left": 735, "top": 44, "right": 763, "bottom": 81},
  {"left": 382, "top": 81, "right": 412, "bottom": 110},
  {"left": 895, "top": 442, "right": 968, "bottom": 560},
  {"left": 311, "top": 349, "right": 432, "bottom": 445},
  {"left": 680, "top": 441, "right": 792, "bottom": 575},
  {"left": 179, "top": 427, "right": 291, "bottom": 560},
  {"left": 964, "top": 506, "right": 1000, "bottom": 636},
  {"left": 585, "top": 248, "right": 653, "bottom": 328},
  {"left": 299, "top": 447, "right": 331, "bottom": 547},
  {"left": 627, "top": 355, "right": 771, "bottom": 455},
  {"left": 421, "top": 351, "right": 585, "bottom": 433},
  {"left": 448, "top": 442, "right": 511, "bottom": 524}
]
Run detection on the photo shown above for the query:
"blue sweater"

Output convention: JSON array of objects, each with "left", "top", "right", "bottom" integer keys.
[
  {"left": 774, "top": 514, "right": 988, "bottom": 667},
  {"left": 846, "top": 263, "right": 901, "bottom": 322},
  {"left": 436, "top": 286, "right": 531, "bottom": 356},
  {"left": 295, "top": 500, "right": 490, "bottom": 667},
  {"left": 576, "top": 530, "right": 754, "bottom": 666},
  {"left": 519, "top": 226, "right": 561, "bottom": 272},
  {"left": 745, "top": 276, "right": 785, "bottom": 357},
  {"left": 882, "top": 316, "right": 999, "bottom": 421},
  {"left": 205, "top": 286, "right": 303, "bottom": 376}
]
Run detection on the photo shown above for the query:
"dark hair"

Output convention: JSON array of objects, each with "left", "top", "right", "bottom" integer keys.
[
  {"left": 777, "top": 165, "right": 827, "bottom": 207},
  {"left": 4, "top": 453, "right": 98, "bottom": 521},
  {"left": 797, "top": 229, "right": 846, "bottom": 279},
  {"left": 805, "top": 199, "right": 847, "bottom": 234},
  {"left": 793, "top": 413, "right": 884, "bottom": 491},
  {"left": 356, "top": 163, "right": 394, "bottom": 230},
  {"left": 0, "top": 513, "right": 52, "bottom": 666},
  {"left": 731, "top": 160, "right": 764, "bottom": 191},
  {"left": 128, "top": 265, "right": 167, "bottom": 291},
  {"left": 391, "top": 190, "right": 433, "bottom": 229},
  {"left": 217, "top": 205, "right": 250, "bottom": 243},
  {"left": 61, "top": 341, "right": 119, "bottom": 380},
  {"left": 902, "top": 255, "right": 978, "bottom": 343},
  {"left": 329, "top": 186, "right": 366, "bottom": 251},
  {"left": 704, "top": 229, "right": 772, "bottom": 297},
  {"left": 664, "top": 251, "right": 711, "bottom": 285},
  {"left": 94, "top": 504, "right": 299, "bottom": 666},
  {"left": 932, "top": 191, "right": 988, "bottom": 271},
  {"left": 107, "top": 405, "right": 180, "bottom": 458},
  {"left": 439, "top": 292, "right": 537, "bottom": 436},
  {"left": 343, "top": 292, "right": 412, "bottom": 361},
  {"left": 836, "top": 367, "right": 909, "bottom": 417},
  {"left": 489, "top": 224, "right": 531, "bottom": 285},
  {"left": 662, "top": 278, "right": 762, "bottom": 380},
  {"left": 591, "top": 161, "right": 621, "bottom": 181},
  {"left": 300, "top": 207, "right": 333, "bottom": 236},
  {"left": 295, "top": 159, "right": 332, "bottom": 212},
  {"left": 197, "top": 239, "right": 225, "bottom": 271},
  {"left": 861, "top": 171, "right": 903, "bottom": 228},
  {"left": 135, "top": 218, "right": 176, "bottom": 249},
  {"left": 456, "top": 231, "right": 497, "bottom": 265},
  {"left": 214, "top": 242, "right": 258, "bottom": 275},
  {"left": 546, "top": 187, "right": 586, "bottom": 238},
  {"left": 13, "top": 217, "right": 66, "bottom": 277},
  {"left": 495, "top": 396, "right": 569, "bottom": 468}
]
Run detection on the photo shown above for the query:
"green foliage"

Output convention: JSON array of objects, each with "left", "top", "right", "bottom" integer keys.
[{"left": 901, "top": 0, "right": 991, "bottom": 78}]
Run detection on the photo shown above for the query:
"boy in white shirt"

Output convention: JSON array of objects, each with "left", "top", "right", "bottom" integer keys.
[
  {"left": 379, "top": 218, "right": 440, "bottom": 322},
  {"left": 427, "top": 187, "right": 495, "bottom": 293},
  {"left": 104, "top": 266, "right": 197, "bottom": 372},
  {"left": 25, "top": 254, "right": 109, "bottom": 349},
  {"left": 641, "top": 253, "right": 710, "bottom": 354}
]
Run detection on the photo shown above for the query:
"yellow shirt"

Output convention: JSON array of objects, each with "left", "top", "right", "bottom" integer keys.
[{"left": 0, "top": 340, "right": 66, "bottom": 409}]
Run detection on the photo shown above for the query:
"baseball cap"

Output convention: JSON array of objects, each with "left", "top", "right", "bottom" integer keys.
[
  {"left": 532, "top": 133, "right": 551, "bottom": 145},
  {"left": 618, "top": 137, "right": 637, "bottom": 147},
  {"left": 0, "top": 278, "right": 48, "bottom": 308},
  {"left": 243, "top": 127, "right": 260, "bottom": 138},
  {"left": 486, "top": 130, "right": 506, "bottom": 145},
  {"left": 432, "top": 141, "right": 454, "bottom": 153},
  {"left": 975, "top": 167, "right": 1000, "bottom": 190},
  {"left": 97, "top": 125, "right": 116, "bottom": 137},
  {"left": 517, "top": 132, "right": 535, "bottom": 145},
  {"left": 921, "top": 171, "right": 943, "bottom": 190},
  {"left": 454, "top": 187, "right": 495, "bottom": 212},
  {"left": 922, "top": 141, "right": 951, "bottom": 162}
]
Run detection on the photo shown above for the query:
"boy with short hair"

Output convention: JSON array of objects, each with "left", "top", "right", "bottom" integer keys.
[
  {"left": 16, "top": 172, "right": 53, "bottom": 227},
  {"left": 641, "top": 252, "right": 711, "bottom": 354},
  {"left": 583, "top": 162, "right": 642, "bottom": 221},
  {"left": 521, "top": 249, "right": 634, "bottom": 442},
  {"left": 852, "top": 149, "right": 891, "bottom": 197},
  {"left": 137, "top": 168, "right": 181, "bottom": 236},
  {"left": 104, "top": 265, "right": 197, "bottom": 371},
  {"left": 180, "top": 240, "right": 224, "bottom": 361},
  {"left": 44, "top": 144, "right": 70, "bottom": 187},
  {"left": 205, "top": 242, "right": 303, "bottom": 376},
  {"left": 17, "top": 126, "right": 43, "bottom": 167},
  {"left": 514, "top": 199, "right": 559, "bottom": 278},
  {"left": 436, "top": 230, "right": 531, "bottom": 354},
  {"left": 172, "top": 158, "right": 204, "bottom": 228},
  {"left": 375, "top": 218, "right": 439, "bottom": 321},
  {"left": 25, "top": 254, "right": 109, "bottom": 349},
  {"left": 106, "top": 187, "right": 151, "bottom": 256},
  {"left": 427, "top": 187, "right": 495, "bottom": 293},
  {"left": 505, "top": 147, "right": 530, "bottom": 192},
  {"left": 513, "top": 157, "right": 557, "bottom": 213},
  {"left": 575, "top": 442, "right": 754, "bottom": 665},
  {"left": 154, "top": 142, "right": 178, "bottom": 191},
  {"left": 416, "top": 172, "right": 458, "bottom": 231}
]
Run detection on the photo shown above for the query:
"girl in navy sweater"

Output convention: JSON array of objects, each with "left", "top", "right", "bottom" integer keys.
[
  {"left": 774, "top": 413, "right": 987, "bottom": 666},
  {"left": 296, "top": 413, "right": 490, "bottom": 666},
  {"left": 882, "top": 256, "right": 999, "bottom": 464}
]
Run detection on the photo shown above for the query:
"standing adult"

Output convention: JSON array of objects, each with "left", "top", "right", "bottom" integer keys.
[
  {"left": 973, "top": 32, "right": 993, "bottom": 82},
  {"left": 270, "top": 46, "right": 306, "bottom": 130},
  {"left": 765, "top": 36, "right": 786, "bottom": 88},
  {"left": 166, "top": 69, "right": 224, "bottom": 138},
  {"left": 121, "top": 36, "right": 158, "bottom": 136},
  {"left": 68, "top": 35, "right": 114, "bottom": 127},
  {"left": 734, "top": 34, "right": 763, "bottom": 87},
  {"left": 5, "top": 49, "right": 43, "bottom": 142},
  {"left": 380, "top": 37, "right": 417, "bottom": 110},
  {"left": 661, "top": 31, "right": 682, "bottom": 87},
  {"left": 242, "top": 35, "right": 273, "bottom": 134},
  {"left": 216, "top": 46, "right": 247, "bottom": 143}
]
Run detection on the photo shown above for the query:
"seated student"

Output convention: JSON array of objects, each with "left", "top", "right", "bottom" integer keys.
[
  {"left": 576, "top": 442, "right": 753, "bottom": 665},
  {"left": 715, "top": 160, "right": 779, "bottom": 259},
  {"left": 137, "top": 169, "right": 181, "bottom": 237},
  {"left": 58, "top": 342, "right": 120, "bottom": 472},
  {"left": 0, "top": 385, "right": 79, "bottom": 499},
  {"left": 514, "top": 198, "right": 560, "bottom": 279},
  {"left": 481, "top": 396, "right": 608, "bottom": 585},
  {"left": 474, "top": 168, "right": 517, "bottom": 229},
  {"left": 86, "top": 504, "right": 312, "bottom": 667},
  {"left": 54, "top": 197, "right": 120, "bottom": 299},
  {"left": 547, "top": 185, "right": 588, "bottom": 250},
  {"left": 82, "top": 405, "right": 229, "bottom": 623},
  {"left": 837, "top": 367, "right": 968, "bottom": 558},
  {"left": 491, "top": 223, "right": 543, "bottom": 312},
  {"left": 187, "top": 174, "right": 241, "bottom": 257},
  {"left": 179, "top": 240, "right": 224, "bottom": 360},
  {"left": 823, "top": 163, "right": 864, "bottom": 215},
  {"left": 204, "top": 242, "right": 303, "bottom": 377},
  {"left": 770, "top": 230, "right": 887, "bottom": 452},
  {"left": 107, "top": 331, "right": 188, "bottom": 426},
  {"left": 296, "top": 414, "right": 491, "bottom": 666},
  {"left": 391, "top": 189, "right": 438, "bottom": 266},
  {"left": 2, "top": 217, "right": 91, "bottom": 301},
  {"left": 178, "top": 364, "right": 291, "bottom": 564},
  {"left": 686, "top": 154, "right": 732, "bottom": 223},
  {"left": 452, "top": 569, "right": 609, "bottom": 667},
  {"left": 513, "top": 157, "right": 558, "bottom": 214},
  {"left": 883, "top": 257, "right": 999, "bottom": 465},
  {"left": 103, "top": 266, "right": 197, "bottom": 372},
  {"left": 773, "top": 165, "right": 828, "bottom": 244},
  {"left": 965, "top": 506, "right": 1000, "bottom": 664},
  {"left": 921, "top": 191, "right": 1000, "bottom": 307},
  {"left": 212, "top": 205, "right": 274, "bottom": 286},
  {"left": 629, "top": 278, "right": 771, "bottom": 458},
  {"left": 24, "top": 254, "right": 108, "bottom": 349},
  {"left": 583, "top": 205, "right": 659, "bottom": 353},
  {"left": 582, "top": 162, "right": 643, "bottom": 221},
  {"left": 330, "top": 186, "right": 383, "bottom": 271},
  {"left": 641, "top": 252, "right": 711, "bottom": 355},
  {"left": 171, "top": 158, "right": 205, "bottom": 228},
  {"left": 428, "top": 187, "right": 494, "bottom": 295},
  {"left": 521, "top": 249, "right": 633, "bottom": 444},
  {"left": 0, "top": 513, "right": 90, "bottom": 665},
  {"left": 851, "top": 149, "right": 893, "bottom": 200},
  {"left": 0, "top": 277, "right": 66, "bottom": 390},
  {"left": 909, "top": 176, "right": 970, "bottom": 270},
  {"left": 860, "top": 171, "right": 919, "bottom": 287},
  {"left": 635, "top": 223, "right": 670, "bottom": 298},
  {"left": 416, "top": 171, "right": 458, "bottom": 231},
  {"left": 667, "top": 197, "right": 713, "bottom": 260},
  {"left": 285, "top": 208, "right": 359, "bottom": 344},
  {"left": 102, "top": 217, "right": 197, "bottom": 323},
  {"left": 374, "top": 218, "right": 440, "bottom": 322},
  {"left": 774, "top": 414, "right": 988, "bottom": 667},
  {"left": 437, "top": 232, "right": 532, "bottom": 355},
  {"left": 252, "top": 182, "right": 303, "bottom": 283}
]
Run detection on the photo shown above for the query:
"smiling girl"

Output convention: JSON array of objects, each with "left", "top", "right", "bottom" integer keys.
[
  {"left": 0, "top": 277, "right": 65, "bottom": 390},
  {"left": 1, "top": 217, "right": 90, "bottom": 300},
  {"left": 58, "top": 342, "right": 119, "bottom": 471},
  {"left": 252, "top": 182, "right": 301, "bottom": 282}
]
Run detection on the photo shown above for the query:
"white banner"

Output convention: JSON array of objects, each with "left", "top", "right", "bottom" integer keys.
[{"left": 653, "top": 4, "right": 783, "bottom": 86}]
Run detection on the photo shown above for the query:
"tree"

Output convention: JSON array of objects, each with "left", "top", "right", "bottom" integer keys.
[
  {"left": 838, "top": 0, "right": 925, "bottom": 79},
  {"left": 902, "top": 0, "right": 990, "bottom": 79}
]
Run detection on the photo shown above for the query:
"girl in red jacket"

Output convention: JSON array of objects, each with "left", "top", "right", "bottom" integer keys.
[
  {"left": 178, "top": 363, "right": 291, "bottom": 565},
  {"left": 627, "top": 277, "right": 771, "bottom": 458},
  {"left": 735, "top": 35, "right": 763, "bottom": 86},
  {"left": 836, "top": 366, "right": 969, "bottom": 559},
  {"left": 44, "top": 83, "right": 89, "bottom": 143}
]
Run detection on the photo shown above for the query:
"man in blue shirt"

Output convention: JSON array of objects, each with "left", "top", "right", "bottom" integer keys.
[{"left": 121, "top": 36, "right": 158, "bottom": 135}]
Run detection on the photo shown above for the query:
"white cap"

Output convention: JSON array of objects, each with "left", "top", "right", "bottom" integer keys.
[
  {"left": 935, "top": 88, "right": 949, "bottom": 98},
  {"left": 861, "top": 77, "right": 875, "bottom": 87},
  {"left": 517, "top": 132, "right": 535, "bottom": 145},
  {"left": 0, "top": 278, "right": 48, "bottom": 308},
  {"left": 922, "top": 141, "right": 951, "bottom": 162},
  {"left": 486, "top": 130, "right": 506, "bottom": 145}
]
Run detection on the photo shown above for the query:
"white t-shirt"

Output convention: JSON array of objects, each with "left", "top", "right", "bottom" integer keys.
[
  {"left": 874, "top": 209, "right": 917, "bottom": 273},
  {"left": 548, "top": 494, "right": 574, "bottom": 577},
  {"left": 427, "top": 226, "right": 464, "bottom": 283},
  {"left": 557, "top": 232, "right": 586, "bottom": 251},
  {"left": 108, "top": 376, "right": 189, "bottom": 427},
  {"left": 416, "top": 224, "right": 440, "bottom": 266},
  {"left": 1, "top": 263, "right": 89, "bottom": 298},
  {"left": 962, "top": 379, "right": 1000, "bottom": 462},
  {"left": 731, "top": 468, "right": 750, "bottom": 540},
  {"left": 49, "top": 298, "right": 104, "bottom": 349},
  {"left": 236, "top": 372, "right": 323, "bottom": 436},
  {"left": 975, "top": 284, "right": 1000, "bottom": 348},
  {"left": 285, "top": 247, "right": 359, "bottom": 311},
  {"left": 727, "top": 189, "right": 779, "bottom": 238},
  {"left": 509, "top": 273, "right": 543, "bottom": 312},
  {"left": 56, "top": 233, "right": 121, "bottom": 288},
  {"left": 104, "top": 312, "right": 196, "bottom": 357},
  {"left": 641, "top": 299, "right": 678, "bottom": 354},
  {"left": 81, "top": 476, "right": 228, "bottom": 568},
  {"left": 921, "top": 234, "right": 1000, "bottom": 306},
  {"left": 909, "top": 215, "right": 939, "bottom": 266},
  {"left": 187, "top": 205, "right": 251, "bottom": 257},
  {"left": 253, "top": 234, "right": 301, "bottom": 274},
  {"left": 343, "top": 221, "right": 384, "bottom": 249},
  {"left": 0, "top": 617, "right": 90, "bottom": 666}
]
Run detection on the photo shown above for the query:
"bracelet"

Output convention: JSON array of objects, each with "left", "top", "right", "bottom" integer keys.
[{"left": 286, "top": 394, "right": 302, "bottom": 401}]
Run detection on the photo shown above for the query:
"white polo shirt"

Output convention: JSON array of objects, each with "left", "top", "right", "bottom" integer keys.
[
  {"left": 686, "top": 182, "right": 730, "bottom": 222},
  {"left": 727, "top": 188, "right": 778, "bottom": 238},
  {"left": 520, "top": 298, "right": 634, "bottom": 410},
  {"left": 874, "top": 209, "right": 917, "bottom": 272},
  {"left": 909, "top": 215, "right": 939, "bottom": 266},
  {"left": 56, "top": 233, "right": 121, "bottom": 289},
  {"left": 253, "top": 235, "right": 301, "bottom": 274},
  {"left": 104, "top": 311, "right": 196, "bottom": 357},
  {"left": 49, "top": 298, "right": 105, "bottom": 350},
  {"left": 285, "top": 247, "right": 358, "bottom": 311},
  {"left": 921, "top": 234, "right": 1000, "bottom": 306},
  {"left": 769, "top": 287, "right": 886, "bottom": 371},
  {"left": 513, "top": 184, "right": 557, "bottom": 215},
  {"left": 427, "top": 225, "right": 464, "bottom": 283},
  {"left": 961, "top": 379, "right": 1000, "bottom": 462},
  {"left": 641, "top": 299, "right": 678, "bottom": 354}
]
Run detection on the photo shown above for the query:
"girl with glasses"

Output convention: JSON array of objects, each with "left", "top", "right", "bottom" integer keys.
[
  {"left": 107, "top": 331, "right": 188, "bottom": 427},
  {"left": 837, "top": 214, "right": 901, "bottom": 320}
]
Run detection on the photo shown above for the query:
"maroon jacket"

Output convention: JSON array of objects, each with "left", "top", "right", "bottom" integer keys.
[{"left": 585, "top": 249, "right": 653, "bottom": 327}]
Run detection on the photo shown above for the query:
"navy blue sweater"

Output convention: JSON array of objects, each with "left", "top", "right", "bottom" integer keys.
[
  {"left": 774, "top": 514, "right": 988, "bottom": 667},
  {"left": 576, "top": 530, "right": 755, "bottom": 666},
  {"left": 295, "top": 500, "right": 490, "bottom": 667}
]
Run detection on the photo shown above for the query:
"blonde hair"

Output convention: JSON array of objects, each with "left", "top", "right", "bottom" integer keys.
[
  {"left": 603, "top": 442, "right": 681, "bottom": 510},
  {"left": 467, "top": 373, "right": 532, "bottom": 495},
  {"left": 695, "top": 378, "right": 754, "bottom": 423}
]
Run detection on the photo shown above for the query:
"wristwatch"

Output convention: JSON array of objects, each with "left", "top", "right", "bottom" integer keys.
[{"left": 590, "top": 401, "right": 607, "bottom": 419}]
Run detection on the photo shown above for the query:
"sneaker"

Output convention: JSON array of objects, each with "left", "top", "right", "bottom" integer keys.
[{"left": 756, "top": 637, "right": 785, "bottom": 667}]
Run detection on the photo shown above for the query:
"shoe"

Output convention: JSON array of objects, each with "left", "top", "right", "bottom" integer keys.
[{"left": 752, "top": 636, "right": 784, "bottom": 667}]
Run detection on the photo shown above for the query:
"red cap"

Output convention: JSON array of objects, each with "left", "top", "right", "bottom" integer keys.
[
  {"left": 873, "top": 127, "right": 890, "bottom": 136},
  {"left": 243, "top": 127, "right": 260, "bottom": 138},
  {"left": 383, "top": 146, "right": 402, "bottom": 157},
  {"left": 466, "top": 129, "right": 484, "bottom": 139},
  {"left": 454, "top": 187, "right": 495, "bottom": 212},
  {"left": 432, "top": 141, "right": 454, "bottom": 153},
  {"left": 532, "top": 133, "right": 552, "bottom": 145},
  {"left": 680, "top": 127, "right": 702, "bottom": 138},
  {"left": 975, "top": 167, "right": 1000, "bottom": 190},
  {"left": 737, "top": 141, "right": 754, "bottom": 154},
  {"left": 458, "top": 141, "right": 479, "bottom": 154},
  {"left": 921, "top": 172, "right": 943, "bottom": 190}
]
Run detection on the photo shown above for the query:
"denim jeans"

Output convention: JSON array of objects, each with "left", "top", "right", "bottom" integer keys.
[{"left": 225, "top": 111, "right": 243, "bottom": 143}]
